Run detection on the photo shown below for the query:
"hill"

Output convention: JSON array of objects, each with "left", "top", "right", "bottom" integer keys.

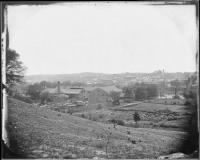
[
  {"left": 25, "top": 72, "right": 193, "bottom": 83},
  {"left": 5, "top": 98, "right": 188, "bottom": 158}
]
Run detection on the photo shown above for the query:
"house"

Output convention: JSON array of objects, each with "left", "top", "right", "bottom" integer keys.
[
  {"left": 85, "top": 85, "right": 122, "bottom": 108},
  {"left": 61, "top": 87, "right": 86, "bottom": 101},
  {"left": 88, "top": 88, "right": 110, "bottom": 107},
  {"left": 42, "top": 81, "right": 85, "bottom": 102}
]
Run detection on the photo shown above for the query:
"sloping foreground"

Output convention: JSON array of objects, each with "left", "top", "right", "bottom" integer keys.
[{"left": 5, "top": 98, "right": 188, "bottom": 159}]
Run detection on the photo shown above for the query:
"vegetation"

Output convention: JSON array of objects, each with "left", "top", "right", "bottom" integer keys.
[
  {"left": 27, "top": 83, "right": 43, "bottom": 100},
  {"left": 135, "top": 83, "right": 158, "bottom": 100},
  {"left": 13, "top": 94, "right": 33, "bottom": 104},
  {"left": 6, "top": 95, "right": 191, "bottom": 159},
  {"left": 181, "top": 88, "right": 198, "bottom": 155},
  {"left": 40, "top": 91, "right": 51, "bottom": 104},
  {"left": 133, "top": 112, "right": 140, "bottom": 127},
  {"left": 123, "top": 87, "right": 134, "bottom": 99},
  {"left": 109, "top": 119, "right": 125, "bottom": 126},
  {"left": 122, "top": 83, "right": 158, "bottom": 101},
  {"left": 6, "top": 48, "right": 26, "bottom": 86}
]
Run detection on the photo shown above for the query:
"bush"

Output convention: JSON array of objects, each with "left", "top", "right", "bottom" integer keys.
[
  {"left": 116, "top": 120, "right": 125, "bottom": 126},
  {"left": 109, "top": 119, "right": 125, "bottom": 126}
]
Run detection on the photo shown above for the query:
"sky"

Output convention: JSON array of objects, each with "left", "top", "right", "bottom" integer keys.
[{"left": 7, "top": 2, "right": 197, "bottom": 75}]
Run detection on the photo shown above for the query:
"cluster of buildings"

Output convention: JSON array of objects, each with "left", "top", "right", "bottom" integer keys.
[{"left": 42, "top": 81, "right": 123, "bottom": 108}]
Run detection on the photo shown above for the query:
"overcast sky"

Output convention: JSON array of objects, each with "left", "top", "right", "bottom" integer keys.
[{"left": 7, "top": 2, "right": 197, "bottom": 75}]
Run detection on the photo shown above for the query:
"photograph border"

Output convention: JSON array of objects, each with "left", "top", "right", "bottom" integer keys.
[{"left": 1, "top": 1, "right": 199, "bottom": 159}]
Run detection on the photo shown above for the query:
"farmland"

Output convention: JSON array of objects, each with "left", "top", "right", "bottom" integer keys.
[{"left": 5, "top": 97, "right": 190, "bottom": 158}]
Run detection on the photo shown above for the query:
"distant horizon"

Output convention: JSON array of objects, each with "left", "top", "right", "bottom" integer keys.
[{"left": 25, "top": 70, "right": 196, "bottom": 77}]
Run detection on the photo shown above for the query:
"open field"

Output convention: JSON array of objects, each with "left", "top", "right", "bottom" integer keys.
[
  {"left": 6, "top": 97, "right": 188, "bottom": 159},
  {"left": 114, "top": 102, "right": 191, "bottom": 113},
  {"left": 73, "top": 101, "right": 191, "bottom": 131},
  {"left": 145, "top": 98, "right": 186, "bottom": 105}
]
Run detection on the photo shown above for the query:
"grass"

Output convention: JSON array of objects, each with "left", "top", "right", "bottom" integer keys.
[
  {"left": 147, "top": 98, "right": 186, "bottom": 105},
  {"left": 74, "top": 102, "right": 191, "bottom": 131},
  {"left": 6, "top": 97, "right": 188, "bottom": 159},
  {"left": 115, "top": 102, "right": 190, "bottom": 113}
]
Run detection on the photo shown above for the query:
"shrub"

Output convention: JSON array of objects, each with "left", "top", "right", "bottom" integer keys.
[
  {"left": 108, "top": 119, "right": 125, "bottom": 126},
  {"left": 116, "top": 119, "right": 125, "bottom": 126}
]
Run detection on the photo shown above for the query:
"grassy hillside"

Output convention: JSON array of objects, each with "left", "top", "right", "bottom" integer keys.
[{"left": 5, "top": 98, "right": 188, "bottom": 159}]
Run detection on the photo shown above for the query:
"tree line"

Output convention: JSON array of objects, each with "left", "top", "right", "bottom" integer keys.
[{"left": 122, "top": 83, "right": 158, "bottom": 101}]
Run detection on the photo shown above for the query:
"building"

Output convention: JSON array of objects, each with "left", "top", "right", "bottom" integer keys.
[
  {"left": 85, "top": 85, "right": 122, "bottom": 108},
  {"left": 42, "top": 81, "right": 85, "bottom": 102},
  {"left": 62, "top": 87, "right": 85, "bottom": 101}
]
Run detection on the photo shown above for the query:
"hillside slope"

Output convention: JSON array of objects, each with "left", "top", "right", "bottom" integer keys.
[{"left": 5, "top": 98, "right": 188, "bottom": 159}]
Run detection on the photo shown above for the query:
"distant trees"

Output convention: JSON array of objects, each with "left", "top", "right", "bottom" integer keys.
[
  {"left": 135, "top": 84, "right": 158, "bottom": 100},
  {"left": 123, "top": 87, "right": 134, "bottom": 99},
  {"left": 62, "top": 81, "right": 72, "bottom": 87},
  {"left": 135, "top": 87, "right": 147, "bottom": 100},
  {"left": 27, "top": 83, "right": 43, "bottom": 100},
  {"left": 122, "top": 83, "right": 158, "bottom": 101},
  {"left": 39, "top": 81, "right": 57, "bottom": 88},
  {"left": 71, "top": 82, "right": 86, "bottom": 87},
  {"left": 6, "top": 48, "right": 26, "bottom": 86}
]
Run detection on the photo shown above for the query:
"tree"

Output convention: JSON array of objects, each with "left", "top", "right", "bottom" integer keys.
[
  {"left": 40, "top": 91, "right": 51, "bottom": 104},
  {"left": 6, "top": 49, "right": 26, "bottom": 86},
  {"left": 135, "top": 84, "right": 158, "bottom": 100},
  {"left": 133, "top": 112, "right": 140, "bottom": 127},
  {"left": 27, "top": 83, "right": 43, "bottom": 100},
  {"left": 146, "top": 84, "right": 158, "bottom": 98},
  {"left": 135, "top": 87, "right": 147, "bottom": 100},
  {"left": 123, "top": 87, "right": 134, "bottom": 99}
]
